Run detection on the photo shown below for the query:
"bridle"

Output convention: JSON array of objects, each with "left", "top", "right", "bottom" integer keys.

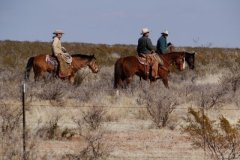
[{"left": 88, "top": 58, "right": 98, "bottom": 72}]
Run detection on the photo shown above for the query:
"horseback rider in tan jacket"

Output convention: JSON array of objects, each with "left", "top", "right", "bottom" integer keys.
[{"left": 52, "top": 30, "right": 72, "bottom": 78}]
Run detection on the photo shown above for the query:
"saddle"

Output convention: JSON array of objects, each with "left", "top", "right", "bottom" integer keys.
[
  {"left": 137, "top": 53, "right": 164, "bottom": 66},
  {"left": 46, "top": 55, "right": 58, "bottom": 71},
  {"left": 137, "top": 53, "right": 161, "bottom": 80},
  {"left": 137, "top": 55, "right": 149, "bottom": 65}
]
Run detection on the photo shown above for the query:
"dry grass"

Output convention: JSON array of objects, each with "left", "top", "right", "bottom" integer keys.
[{"left": 0, "top": 40, "right": 240, "bottom": 159}]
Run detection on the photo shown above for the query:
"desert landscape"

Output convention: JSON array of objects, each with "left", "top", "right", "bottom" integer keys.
[{"left": 0, "top": 41, "right": 240, "bottom": 160}]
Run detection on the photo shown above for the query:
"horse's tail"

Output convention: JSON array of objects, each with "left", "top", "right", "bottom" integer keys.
[
  {"left": 114, "top": 58, "right": 122, "bottom": 89},
  {"left": 24, "top": 56, "right": 34, "bottom": 80}
]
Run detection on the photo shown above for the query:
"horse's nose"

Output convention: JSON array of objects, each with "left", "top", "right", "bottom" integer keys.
[{"left": 95, "top": 68, "right": 99, "bottom": 73}]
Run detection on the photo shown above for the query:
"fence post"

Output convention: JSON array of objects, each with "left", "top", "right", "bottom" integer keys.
[
  {"left": 22, "top": 83, "right": 26, "bottom": 160},
  {"left": 200, "top": 92, "right": 206, "bottom": 160}
]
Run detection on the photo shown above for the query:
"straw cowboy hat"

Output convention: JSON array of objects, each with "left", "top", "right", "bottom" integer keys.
[
  {"left": 141, "top": 28, "right": 150, "bottom": 35},
  {"left": 53, "top": 29, "right": 64, "bottom": 34},
  {"left": 161, "top": 30, "right": 169, "bottom": 35}
]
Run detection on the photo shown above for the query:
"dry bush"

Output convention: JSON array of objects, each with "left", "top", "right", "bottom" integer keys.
[
  {"left": 61, "top": 128, "right": 76, "bottom": 140},
  {"left": 220, "top": 67, "right": 240, "bottom": 107},
  {"left": 36, "top": 80, "right": 69, "bottom": 106},
  {"left": 183, "top": 108, "right": 240, "bottom": 160},
  {"left": 0, "top": 103, "right": 23, "bottom": 159},
  {"left": 74, "top": 71, "right": 90, "bottom": 86},
  {"left": 134, "top": 108, "right": 150, "bottom": 120},
  {"left": 221, "top": 63, "right": 240, "bottom": 89},
  {"left": 69, "top": 66, "right": 114, "bottom": 104},
  {"left": 198, "top": 87, "right": 227, "bottom": 110},
  {"left": 78, "top": 131, "right": 110, "bottom": 160},
  {"left": 183, "top": 83, "right": 228, "bottom": 110},
  {"left": 0, "top": 103, "right": 39, "bottom": 160},
  {"left": 65, "top": 106, "right": 111, "bottom": 160},
  {"left": 74, "top": 106, "right": 107, "bottom": 131},
  {"left": 137, "top": 86, "right": 179, "bottom": 128},
  {"left": 82, "top": 106, "right": 106, "bottom": 131},
  {"left": 0, "top": 69, "right": 23, "bottom": 100},
  {"left": 36, "top": 115, "right": 62, "bottom": 140},
  {"left": 63, "top": 130, "right": 111, "bottom": 160}
]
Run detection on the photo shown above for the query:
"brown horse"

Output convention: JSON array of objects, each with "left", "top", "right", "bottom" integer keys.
[
  {"left": 184, "top": 51, "right": 195, "bottom": 70},
  {"left": 25, "top": 54, "right": 99, "bottom": 84},
  {"left": 156, "top": 52, "right": 186, "bottom": 88},
  {"left": 114, "top": 56, "right": 150, "bottom": 88},
  {"left": 114, "top": 52, "right": 185, "bottom": 89}
]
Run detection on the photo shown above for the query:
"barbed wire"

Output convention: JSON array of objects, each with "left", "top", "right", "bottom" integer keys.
[{"left": 1, "top": 103, "right": 240, "bottom": 110}]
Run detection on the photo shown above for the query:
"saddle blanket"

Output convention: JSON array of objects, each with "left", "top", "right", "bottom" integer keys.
[
  {"left": 137, "top": 53, "right": 164, "bottom": 66},
  {"left": 45, "top": 55, "right": 58, "bottom": 68}
]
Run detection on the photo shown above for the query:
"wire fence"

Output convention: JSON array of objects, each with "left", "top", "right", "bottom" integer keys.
[
  {"left": 1, "top": 103, "right": 240, "bottom": 110},
  {"left": 1, "top": 83, "right": 240, "bottom": 160}
]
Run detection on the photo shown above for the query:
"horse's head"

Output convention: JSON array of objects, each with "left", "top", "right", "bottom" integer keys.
[
  {"left": 185, "top": 52, "right": 195, "bottom": 69},
  {"left": 174, "top": 54, "right": 185, "bottom": 71},
  {"left": 88, "top": 55, "right": 99, "bottom": 73}
]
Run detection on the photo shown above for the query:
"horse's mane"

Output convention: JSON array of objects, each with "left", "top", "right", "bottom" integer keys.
[
  {"left": 161, "top": 52, "right": 184, "bottom": 60},
  {"left": 71, "top": 54, "right": 95, "bottom": 59}
]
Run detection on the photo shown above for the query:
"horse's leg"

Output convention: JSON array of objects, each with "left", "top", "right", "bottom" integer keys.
[
  {"left": 114, "top": 77, "right": 122, "bottom": 89},
  {"left": 34, "top": 72, "right": 43, "bottom": 81},
  {"left": 33, "top": 67, "right": 41, "bottom": 81},
  {"left": 69, "top": 74, "right": 75, "bottom": 84},
  {"left": 125, "top": 76, "right": 133, "bottom": 88},
  {"left": 162, "top": 78, "right": 169, "bottom": 88},
  {"left": 118, "top": 79, "right": 125, "bottom": 89}
]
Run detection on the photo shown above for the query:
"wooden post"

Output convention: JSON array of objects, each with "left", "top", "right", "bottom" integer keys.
[{"left": 22, "top": 83, "right": 26, "bottom": 160}]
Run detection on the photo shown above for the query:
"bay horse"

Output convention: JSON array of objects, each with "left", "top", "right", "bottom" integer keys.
[
  {"left": 184, "top": 51, "right": 195, "bottom": 69},
  {"left": 25, "top": 54, "right": 99, "bottom": 84},
  {"left": 114, "top": 52, "right": 185, "bottom": 89},
  {"left": 155, "top": 52, "right": 187, "bottom": 88},
  {"left": 114, "top": 56, "right": 151, "bottom": 88}
]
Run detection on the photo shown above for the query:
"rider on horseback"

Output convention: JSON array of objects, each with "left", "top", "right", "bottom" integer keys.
[
  {"left": 137, "top": 28, "right": 155, "bottom": 57},
  {"left": 156, "top": 30, "right": 174, "bottom": 54},
  {"left": 52, "top": 29, "right": 72, "bottom": 78},
  {"left": 137, "top": 28, "right": 163, "bottom": 80}
]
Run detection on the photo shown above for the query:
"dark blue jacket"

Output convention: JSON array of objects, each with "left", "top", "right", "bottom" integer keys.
[
  {"left": 137, "top": 36, "right": 155, "bottom": 55},
  {"left": 156, "top": 35, "right": 167, "bottom": 54}
]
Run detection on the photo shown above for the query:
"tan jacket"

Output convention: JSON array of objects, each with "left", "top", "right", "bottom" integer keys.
[{"left": 52, "top": 37, "right": 64, "bottom": 56}]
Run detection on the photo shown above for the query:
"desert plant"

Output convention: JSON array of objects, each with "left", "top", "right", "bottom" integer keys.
[
  {"left": 82, "top": 106, "right": 106, "bottom": 131},
  {"left": 183, "top": 108, "right": 240, "bottom": 160},
  {"left": 138, "top": 88, "right": 179, "bottom": 128},
  {"left": 0, "top": 103, "right": 23, "bottom": 159},
  {"left": 37, "top": 80, "right": 67, "bottom": 106},
  {"left": 221, "top": 65, "right": 240, "bottom": 94},
  {"left": 63, "top": 131, "right": 110, "bottom": 160},
  {"left": 36, "top": 115, "right": 61, "bottom": 140},
  {"left": 65, "top": 107, "right": 111, "bottom": 160},
  {"left": 147, "top": 97, "right": 178, "bottom": 128},
  {"left": 195, "top": 86, "right": 228, "bottom": 110},
  {"left": 74, "top": 71, "right": 90, "bottom": 86},
  {"left": 79, "top": 131, "right": 110, "bottom": 160}
]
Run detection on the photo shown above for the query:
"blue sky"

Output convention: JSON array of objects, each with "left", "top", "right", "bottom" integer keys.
[{"left": 0, "top": 0, "right": 239, "bottom": 48}]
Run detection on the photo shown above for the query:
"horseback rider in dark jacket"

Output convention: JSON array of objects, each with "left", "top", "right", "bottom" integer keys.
[
  {"left": 156, "top": 30, "right": 173, "bottom": 54},
  {"left": 137, "top": 28, "right": 155, "bottom": 57}
]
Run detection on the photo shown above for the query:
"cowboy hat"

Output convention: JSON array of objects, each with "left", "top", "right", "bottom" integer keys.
[
  {"left": 161, "top": 30, "right": 169, "bottom": 35},
  {"left": 53, "top": 29, "right": 64, "bottom": 34},
  {"left": 141, "top": 28, "right": 150, "bottom": 35}
]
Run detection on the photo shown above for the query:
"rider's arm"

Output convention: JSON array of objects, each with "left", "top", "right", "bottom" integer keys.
[{"left": 146, "top": 38, "right": 155, "bottom": 53}]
